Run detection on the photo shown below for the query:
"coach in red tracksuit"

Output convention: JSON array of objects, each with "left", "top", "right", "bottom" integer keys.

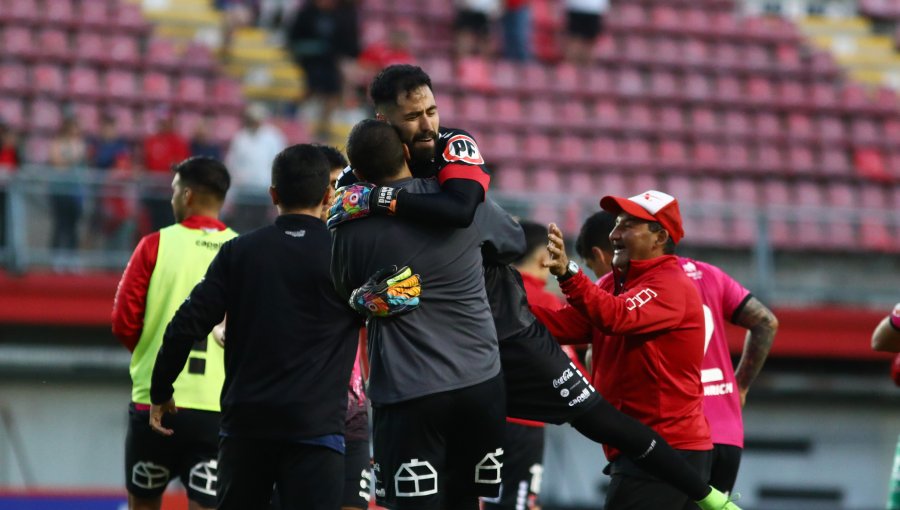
[{"left": 533, "top": 190, "right": 713, "bottom": 510}]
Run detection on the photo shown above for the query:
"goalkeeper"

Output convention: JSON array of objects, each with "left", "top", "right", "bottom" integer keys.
[{"left": 331, "top": 119, "right": 527, "bottom": 510}]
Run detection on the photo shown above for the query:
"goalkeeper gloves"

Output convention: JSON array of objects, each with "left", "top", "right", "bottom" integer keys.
[
  {"left": 696, "top": 487, "right": 742, "bottom": 510},
  {"left": 350, "top": 265, "right": 421, "bottom": 318},
  {"left": 327, "top": 183, "right": 401, "bottom": 229}
]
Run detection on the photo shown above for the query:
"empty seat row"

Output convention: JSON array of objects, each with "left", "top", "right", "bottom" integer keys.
[
  {"left": 0, "top": 66, "right": 243, "bottom": 112},
  {"left": 0, "top": 0, "right": 149, "bottom": 33}
]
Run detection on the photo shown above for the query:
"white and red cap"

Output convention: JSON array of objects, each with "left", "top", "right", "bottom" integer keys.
[{"left": 600, "top": 189, "right": 685, "bottom": 244}]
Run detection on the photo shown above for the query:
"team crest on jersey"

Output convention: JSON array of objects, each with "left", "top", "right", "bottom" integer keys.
[{"left": 443, "top": 135, "right": 484, "bottom": 165}]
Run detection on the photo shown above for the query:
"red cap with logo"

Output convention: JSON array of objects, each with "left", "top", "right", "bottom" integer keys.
[{"left": 599, "top": 190, "right": 685, "bottom": 244}]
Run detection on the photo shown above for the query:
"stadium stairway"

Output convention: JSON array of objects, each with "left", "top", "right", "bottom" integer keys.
[
  {"left": 799, "top": 14, "right": 900, "bottom": 88},
  {"left": 138, "top": 0, "right": 304, "bottom": 103}
]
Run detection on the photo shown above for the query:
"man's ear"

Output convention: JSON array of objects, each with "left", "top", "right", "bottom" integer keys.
[
  {"left": 654, "top": 228, "right": 670, "bottom": 248},
  {"left": 402, "top": 143, "right": 411, "bottom": 162},
  {"left": 591, "top": 246, "right": 609, "bottom": 267},
  {"left": 269, "top": 186, "right": 279, "bottom": 206}
]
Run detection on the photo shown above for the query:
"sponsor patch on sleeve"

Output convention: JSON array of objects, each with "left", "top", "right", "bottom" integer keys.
[{"left": 442, "top": 135, "right": 485, "bottom": 165}]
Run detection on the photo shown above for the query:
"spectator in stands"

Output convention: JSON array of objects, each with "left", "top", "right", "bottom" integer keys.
[
  {"left": 0, "top": 120, "right": 20, "bottom": 251},
  {"left": 502, "top": 0, "right": 532, "bottom": 61},
  {"left": 217, "top": 0, "right": 258, "bottom": 62},
  {"left": 224, "top": 102, "right": 286, "bottom": 232},
  {"left": 190, "top": 118, "right": 223, "bottom": 161},
  {"left": 454, "top": 0, "right": 501, "bottom": 57},
  {"left": 287, "top": 0, "right": 360, "bottom": 140},
  {"left": 48, "top": 118, "right": 87, "bottom": 269},
  {"left": 565, "top": 0, "right": 608, "bottom": 65},
  {"left": 89, "top": 115, "right": 131, "bottom": 171},
  {"left": 143, "top": 109, "right": 190, "bottom": 232}
]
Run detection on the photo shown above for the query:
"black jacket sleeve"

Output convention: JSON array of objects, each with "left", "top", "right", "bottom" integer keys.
[
  {"left": 394, "top": 179, "right": 484, "bottom": 228},
  {"left": 478, "top": 199, "right": 526, "bottom": 265},
  {"left": 150, "top": 243, "right": 230, "bottom": 404}
]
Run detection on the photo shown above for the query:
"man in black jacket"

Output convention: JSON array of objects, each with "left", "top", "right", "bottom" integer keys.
[{"left": 149, "top": 144, "right": 361, "bottom": 510}]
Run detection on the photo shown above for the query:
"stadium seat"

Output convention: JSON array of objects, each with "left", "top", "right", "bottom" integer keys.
[
  {"left": 786, "top": 112, "right": 814, "bottom": 141},
  {"left": 24, "top": 135, "right": 51, "bottom": 164},
  {"left": 762, "top": 181, "right": 791, "bottom": 248},
  {"left": 104, "top": 70, "right": 139, "bottom": 104},
  {"left": 520, "top": 63, "right": 550, "bottom": 95},
  {"left": 483, "top": 131, "right": 518, "bottom": 163},
  {"left": 817, "top": 115, "right": 845, "bottom": 142},
  {"left": 617, "top": 68, "right": 644, "bottom": 97},
  {"left": 460, "top": 95, "right": 490, "bottom": 125},
  {"left": 820, "top": 147, "right": 851, "bottom": 177},
  {"left": 44, "top": 0, "right": 76, "bottom": 28},
  {"left": 590, "top": 137, "right": 619, "bottom": 167},
  {"left": 67, "top": 67, "right": 101, "bottom": 101},
  {"left": 712, "top": 43, "right": 741, "bottom": 72},
  {"left": 861, "top": 219, "right": 892, "bottom": 251},
  {"left": 585, "top": 67, "right": 613, "bottom": 96},
  {"left": 36, "top": 28, "right": 72, "bottom": 62},
  {"left": 72, "top": 102, "right": 100, "bottom": 136},
  {"left": 31, "top": 64, "right": 65, "bottom": 96},
  {"left": 143, "top": 72, "right": 174, "bottom": 103},
  {"left": 683, "top": 74, "right": 712, "bottom": 102},
  {"left": 623, "top": 36, "right": 653, "bottom": 64},
  {"left": 558, "top": 135, "right": 587, "bottom": 165},
  {"left": 742, "top": 44, "right": 771, "bottom": 73},
  {"left": 73, "top": 32, "right": 107, "bottom": 65},
  {"left": 1, "top": 26, "right": 36, "bottom": 60},
  {"left": 775, "top": 43, "right": 802, "bottom": 72},
  {"left": 850, "top": 117, "right": 880, "bottom": 145},
  {"left": 722, "top": 142, "right": 751, "bottom": 173},
  {"left": 665, "top": 175, "right": 695, "bottom": 203},
  {"left": 525, "top": 98, "right": 555, "bottom": 128},
  {"left": 145, "top": 39, "right": 181, "bottom": 71},
  {"left": 551, "top": 62, "right": 581, "bottom": 96},
  {"left": 113, "top": 2, "right": 152, "bottom": 34},
  {"left": 658, "top": 138, "right": 689, "bottom": 171},
  {"left": 523, "top": 132, "right": 553, "bottom": 163},
  {"left": 746, "top": 76, "right": 774, "bottom": 105},
  {"left": 0, "top": 96, "right": 25, "bottom": 129},
  {"left": 2, "top": 0, "right": 40, "bottom": 25},
  {"left": 754, "top": 112, "right": 782, "bottom": 140},
  {"left": 690, "top": 107, "right": 718, "bottom": 137},
  {"left": 715, "top": 75, "right": 743, "bottom": 104},
  {"left": 692, "top": 140, "right": 721, "bottom": 172},
  {"left": 211, "top": 78, "right": 244, "bottom": 112},
  {"left": 755, "top": 144, "right": 783, "bottom": 174},
  {"left": 778, "top": 80, "right": 806, "bottom": 110},
  {"left": 558, "top": 101, "right": 588, "bottom": 130},
  {"left": 649, "top": 71, "right": 678, "bottom": 101},
  {"left": 28, "top": 99, "right": 62, "bottom": 133},
  {"left": 0, "top": 62, "right": 28, "bottom": 94},
  {"left": 622, "top": 103, "right": 653, "bottom": 134},
  {"left": 181, "top": 43, "right": 217, "bottom": 75},
  {"left": 108, "top": 105, "right": 138, "bottom": 138},
  {"left": 810, "top": 82, "right": 839, "bottom": 110},
  {"left": 592, "top": 99, "right": 621, "bottom": 131},
  {"left": 652, "top": 36, "right": 681, "bottom": 66},
  {"left": 730, "top": 178, "right": 759, "bottom": 206},
  {"left": 78, "top": 0, "right": 109, "bottom": 29},
  {"left": 657, "top": 105, "right": 685, "bottom": 136},
  {"left": 176, "top": 76, "right": 209, "bottom": 108},
  {"left": 107, "top": 35, "right": 141, "bottom": 68},
  {"left": 622, "top": 137, "right": 653, "bottom": 167},
  {"left": 787, "top": 145, "right": 816, "bottom": 175},
  {"left": 683, "top": 38, "right": 709, "bottom": 66},
  {"left": 723, "top": 110, "right": 751, "bottom": 137},
  {"left": 495, "top": 165, "right": 527, "bottom": 192},
  {"left": 596, "top": 172, "right": 629, "bottom": 197},
  {"left": 533, "top": 167, "right": 562, "bottom": 193}
]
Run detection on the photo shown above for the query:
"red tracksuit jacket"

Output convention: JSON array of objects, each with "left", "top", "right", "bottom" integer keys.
[{"left": 532, "top": 255, "right": 712, "bottom": 461}]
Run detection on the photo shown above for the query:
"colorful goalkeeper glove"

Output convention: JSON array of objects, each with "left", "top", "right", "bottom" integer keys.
[
  {"left": 327, "top": 183, "right": 401, "bottom": 229},
  {"left": 350, "top": 265, "right": 421, "bottom": 318}
]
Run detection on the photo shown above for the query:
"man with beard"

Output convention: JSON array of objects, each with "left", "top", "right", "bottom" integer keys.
[{"left": 329, "top": 64, "right": 741, "bottom": 510}]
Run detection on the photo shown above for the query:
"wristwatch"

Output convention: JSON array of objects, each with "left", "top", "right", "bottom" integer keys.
[{"left": 557, "top": 260, "right": 580, "bottom": 283}]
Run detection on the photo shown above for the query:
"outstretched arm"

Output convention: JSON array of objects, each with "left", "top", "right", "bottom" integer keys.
[
  {"left": 731, "top": 297, "right": 778, "bottom": 406},
  {"left": 872, "top": 304, "right": 900, "bottom": 353}
]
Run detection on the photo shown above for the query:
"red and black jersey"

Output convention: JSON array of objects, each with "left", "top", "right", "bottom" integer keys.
[{"left": 411, "top": 126, "right": 492, "bottom": 193}]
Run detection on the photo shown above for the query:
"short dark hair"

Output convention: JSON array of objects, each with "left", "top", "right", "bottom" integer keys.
[
  {"left": 346, "top": 119, "right": 405, "bottom": 184},
  {"left": 173, "top": 156, "right": 230, "bottom": 202},
  {"left": 271, "top": 144, "right": 330, "bottom": 209},
  {"left": 369, "top": 64, "right": 433, "bottom": 109},
  {"left": 648, "top": 221, "right": 677, "bottom": 254},
  {"left": 575, "top": 211, "right": 617, "bottom": 259},
  {"left": 514, "top": 221, "right": 548, "bottom": 265},
  {"left": 316, "top": 144, "right": 348, "bottom": 170}
]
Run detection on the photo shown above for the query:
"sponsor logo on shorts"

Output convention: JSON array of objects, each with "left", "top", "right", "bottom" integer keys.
[
  {"left": 188, "top": 460, "right": 217, "bottom": 497},
  {"left": 395, "top": 459, "right": 438, "bottom": 497},
  {"left": 568, "top": 388, "right": 591, "bottom": 407},
  {"left": 131, "top": 461, "right": 170, "bottom": 490},
  {"left": 442, "top": 135, "right": 485, "bottom": 165},
  {"left": 475, "top": 448, "right": 503, "bottom": 484},
  {"left": 373, "top": 463, "right": 386, "bottom": 498},
  {"left": 560, "top": 388, "right": 570, "bottom": 398},
  {"left": 359, "top": 468, "right": 372, "bottom": 502},
  {"left": 552, "top": 368, "right": 574, "bottom": 388}
]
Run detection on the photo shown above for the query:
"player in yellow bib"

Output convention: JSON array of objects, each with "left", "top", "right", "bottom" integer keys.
[{"left": 112, "top": 156, "right": 236, "bottom": 510}]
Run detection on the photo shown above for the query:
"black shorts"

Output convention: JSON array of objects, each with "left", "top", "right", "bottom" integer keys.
[
  {"left": 709, "top": 444, "right": 742, "bottom": 494},
  {"left": 482, "top": 422, "right": 544, "bottom": 510},
  {"left": 124, "top": 403, "right": 220, "bottom": 507},
  {"left": 606, "top": 449, "right": 713, "bottom": 510},
  {"left": 301, "top": 59, "right": 341, "bottom": 95},
  {"left": 501, "top": 320, "right": 602, "bottom": 424},
  {"left": 566, "top": 11, "right": 603, "bottom": 40},
  {"left": 344, "top": 439, "right": 372, "bottom": 509},
  {"left": 219, "top": 436, "right": 343, "bottom": 510},
  {"left": 372, "top": 374, "right": 506, "bottom": 510},
  {"left": 455, "top": 9, "right": 490, "bottom": 36}
]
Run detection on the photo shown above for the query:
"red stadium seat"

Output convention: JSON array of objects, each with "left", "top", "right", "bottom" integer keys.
[
  {"left": 72, "top": 102, "right": 100, "bottom": 136},
  {"left": 591, "top": 137, "right": 620, "bottom": 167},
  {"left": 683, "top": 74, "right": 712, "bottom": 102},
  {"left": 722, "top": 142, "right": 751, "bottom": 173},
  {"left": 592, "top": 99, "right": 621, "bottom": 131},
  {"left": 850, "top": 117, "right": 880, "bottom": 145},
  {"left": 755, "top": 144, "right": 783, "bottom": 174},
  {"left": 108, "top": 105, "right": 138, "bottom": 138},
  {"left": 0, "top": 96, "right": 25, "bottom": 129},
  {"left": 551, "top": 62, "right": 581, "bottom": 95},
  {"left": 484, "top": 131, "right": 518, "bottom": 162},
  {"left": 697, "top": 176, "right": 726, "bottom": 202},
  {"left": 3, "top": 0, "right": 40, "bottom": 25},
  {"left": 715, "top": 75, "right": 743, "bottom": 104},
  {"left": 617, "top": 68, "right": 644, "bottom": 97},
  {"left": 786, "top": 112, "right": 813, "bottom": 141},
  {"left": 533, "top": 167, "right": 561, "bottom": 193},
  {"left": 113, "top": 2, "right": 152, "bottom": 34},
  {"left": 1, "top": 26, "right": 35, "bottom": 60},
  {"left": 810, "top": 83, "right": 839, "bottom": 110},
  {"left": 817, "top": 115, "right": 845, "bottom": 142},
  {"left": 586, "top": 67, "right": 613, "bottom": 95},
  {"left": 104, "top": 70, "right": 139, "bottom": 103},
  {"left": 0, "top": 62, "right": 28, "bottom": 94},
  {"left": 840, "top": 84, "right": 870, "bottom": 112},
  {"left": 622, "top": 103, "right": 653, "bottom": 133},
  {"left": 36, "top": 28, "right": 72, "bottom": 62},
  {"left": 658, "top": 138, "right": 689, "bottom": 171},
  {"left": 495, "top": 165, "right": 527, "bottom": 192},
  {"left": 692, "top": 140, "right": 721, "bottom": 172},
  {"left": 622, "top": 137, "right": 653, "bottom": 167},
  {"left": 558, "top": 135, "right": 587, "bottom": 165},
  {"left": 523, "top": 132, "right": 553, "bottom": 163},
  {"left": 793, "top": 182, "right": 826, "bottom": 248},
  {"left": 145, "top": 39, "right": 181, "bottom": 71},
  {"left": 820, "top": 147, "right": 851, "bottom": 177},
  {"left": 651, "top": 5, "right": 680, "bottom": 30},
  {"left": 623, "top": 36, "right": 653, "bottom": 64},
  {"left": 596, "top": 172, "right": 629, "bottom": 197},
  {"left": 861, "top": 220, "right": 892, "bottom": 251},
  {"left": 657, "top": 106, "right": 685, "bottom": 135},
  {"left": 712, "top": 43, "right": 741, "bottom": 71},
  {"left": 176, "top": 75, "right": 209, "bottom": 107},
  {"left": 775, "top": 43, "right": 802, "bottom": 72},
  {"left": 525, "top": 98, "right": 555, "bottom": 128},
  {"left": 211, "top": 113, "right": 241, "bottom": 145},
  {"left": 211, "top": 78, "right": 244, "bottom": 111},
  {"left": 649, "top": 71, "right": 678, "bottom": 100},
  {"left": 742, "top": 44, "right": 771, "bottom": 72},
  {"left": 25, "top": 135, "right": 52, "bottom": 164},
  {"left": 652, "top": 36, "right": 681, "bottom": 66},
  {"left": 493, "top": 97, "right": 524, "bottom": 127},
  {"left": 683, "top": 38, "right": 709, "bottom": 66},
  {"left": 746, "top": 76, "right": 774, "bottom": 104},
  {"left": 460, "top": 95, "right": 490, "bottom": 125},
  {"left": 665, "top": 175, "right": 695, "bottom": 204},
  {"left": 723, "top": 110, "right": 751, "bottom": 137},
  {"left": 181, "top": 43, "right": 217, "bottom": 75},
  {"left": 559, "top": 101, "right": 588, "bottom": 130},
  {"left": 568, "top": 171, "right": 594, "bottom": 198},
  {"left": 632, "top": 174, "right": 660, "bottom": 195},
  {"left": 787, "top": 145, "right": 815, "bottom": 175},
  {"left": 690, "top": 107, "right": 718, "bottom": 136},
  {"left": 520, "top": 63, "right": 550, "bottom": 95},
  {"left": 28, "top": 99, "right": 62, "bottom": 133},
  {"left": 108, "top": 35, "right": 141, "bottom": 67},
  {"left": 754, "top": 112, "right": 781, "bottom": 140},
  {"left": 762, "top": 181, "right": 791, "bottom": 248},
  {"left": 67, "top": 67, "right": 101, "bottom": 101},
  {"left": 78, "top": 0, "right": 109, "bottom": 29},
  {"left": 778, "top": 80, "right": 806, "bottom": 109},
  {"left": 45, "top": 0, "right": 76, "bottom": 28},
  {"left": 143, "top": 72, "right": 174, "bottom": 103},
  {"left": 73, "top": 32, "right": 107, "bottom": 65},
  {"left": 31, "top": 64, "right": 65, "bottom": 96}
]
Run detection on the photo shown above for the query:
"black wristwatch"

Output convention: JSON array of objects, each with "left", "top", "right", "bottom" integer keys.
[{"left": 556, "top": 260, "right": 580, "bottom": 283}]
